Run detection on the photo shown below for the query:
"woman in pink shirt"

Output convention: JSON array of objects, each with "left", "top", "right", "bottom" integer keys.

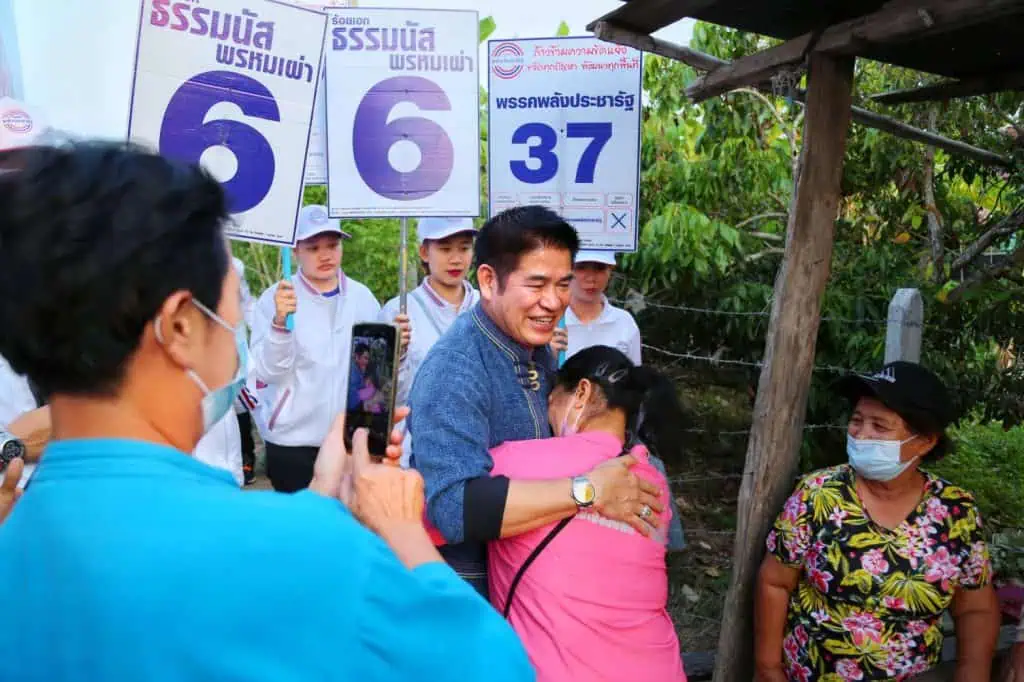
[{"left": 489, "top": 345, "right": 687, "bottom": 682}]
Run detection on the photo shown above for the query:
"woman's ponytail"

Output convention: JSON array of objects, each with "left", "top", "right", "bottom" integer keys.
[
  {"left": 624, "top": 365, "right": 685, "bottom": 462},
  {"left": 555, "top": 345, "right": 685, "bottom": 463}
]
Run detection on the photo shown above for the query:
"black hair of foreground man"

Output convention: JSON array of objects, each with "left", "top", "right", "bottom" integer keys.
[
  {"left": 473, "top": 204, "right": 580, "bottom": 288},
  {"left": 0, "top": 142, "right": 229, "bottom": 398}
]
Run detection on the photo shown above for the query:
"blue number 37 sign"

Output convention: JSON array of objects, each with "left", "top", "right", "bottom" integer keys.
[
  {"left": 128, "top": 0, "right": 327, "bottom": 246},
  {"left": 488, "top": 37, "right": 643, "bottom": 252}
]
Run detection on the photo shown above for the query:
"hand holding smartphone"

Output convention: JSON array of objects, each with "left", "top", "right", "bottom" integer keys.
[{"left": 345, "top": 322, "right": 401, "bottom": 460}]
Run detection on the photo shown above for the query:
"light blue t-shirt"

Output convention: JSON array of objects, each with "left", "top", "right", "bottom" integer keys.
[{"left": 0, "top": 439, "right": 534, "bottom": 682}]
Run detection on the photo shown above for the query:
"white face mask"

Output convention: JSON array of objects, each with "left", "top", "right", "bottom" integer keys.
[
  {"left": 156, "top": 300, "right": 247, "bottom": 435},
  {"left": 846, "top": 434, "right": 918, "bottom": 482}
]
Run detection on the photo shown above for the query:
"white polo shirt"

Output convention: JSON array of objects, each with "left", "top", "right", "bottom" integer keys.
[{"left": 564, "top": 297, "right": 642, "bottom": 365}]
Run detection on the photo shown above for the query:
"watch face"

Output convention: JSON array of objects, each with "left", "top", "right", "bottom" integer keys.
[
  {"left": 573, "top": 478, "right": 595, "bottom": 506},
  {"left": 0, "top": 439, "right": 24, "bottom": 466}
]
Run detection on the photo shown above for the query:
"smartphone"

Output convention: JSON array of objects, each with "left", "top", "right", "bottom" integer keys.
[{"left": 345, "top": 322, "right": 401, "bottom": 459}]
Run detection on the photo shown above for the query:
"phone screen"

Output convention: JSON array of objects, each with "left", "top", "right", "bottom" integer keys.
[{"left": 345, "top": 323, "right": 399, "bottom": 458}]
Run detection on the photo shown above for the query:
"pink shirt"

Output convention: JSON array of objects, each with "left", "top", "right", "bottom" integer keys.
[{"left": 488, "top": 432, "right": 687, "bottom": 682}]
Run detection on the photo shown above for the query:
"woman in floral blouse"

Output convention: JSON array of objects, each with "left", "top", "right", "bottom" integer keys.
[{"left": 755, "top": 362, "right": 999, "bottom": 682}]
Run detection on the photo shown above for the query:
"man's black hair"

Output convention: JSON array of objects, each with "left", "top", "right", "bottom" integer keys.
[
  {"left": 473, "top": 206, "right": 579, "bottom": 288},
  {"left": 355, "top": 343, "right": 370, "bottom": 356},
  {"left": 0, "top": 141, "right": 230, "bottom": 397}
]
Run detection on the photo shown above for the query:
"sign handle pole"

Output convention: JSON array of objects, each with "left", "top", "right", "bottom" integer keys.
[
  {"left": 399, "top": 217, "right": 409, "bottom": 315},
  {"left": 282, "top": 248, "right": 295, "bottom": 331}
]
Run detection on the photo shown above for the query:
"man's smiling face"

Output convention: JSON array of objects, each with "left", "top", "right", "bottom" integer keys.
[{"left": 482, "top": 245, "right": 573, "bottom": 348}]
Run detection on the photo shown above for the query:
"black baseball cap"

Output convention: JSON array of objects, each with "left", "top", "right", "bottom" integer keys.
[{"left": 831, "top": 361, "right": 956, "bottom": 433}]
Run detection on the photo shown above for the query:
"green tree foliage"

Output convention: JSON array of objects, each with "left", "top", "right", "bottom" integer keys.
[{"left": 621, "top": 23, "right": 1024, "bottom": 466}]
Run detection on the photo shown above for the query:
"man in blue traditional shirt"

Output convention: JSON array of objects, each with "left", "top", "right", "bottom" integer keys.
[{"left": 409, "top": 206, "right": 665, "bottom": 597}]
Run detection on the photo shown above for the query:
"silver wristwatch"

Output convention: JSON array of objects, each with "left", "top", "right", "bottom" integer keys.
[{"left": 570, "top": 476, "right": 595, "bottom": 509}]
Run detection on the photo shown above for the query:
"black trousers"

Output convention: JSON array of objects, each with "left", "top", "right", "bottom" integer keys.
[
  {"left": 236, "top": 411, "right": 256, "bottom": 473},
  {"left": 265, "top": 442, "right": 319, "bottom": 493}
]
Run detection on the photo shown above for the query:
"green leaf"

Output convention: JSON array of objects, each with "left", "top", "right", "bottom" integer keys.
[
  {"left": 479, "top": 16, "right": 496, "bottom": 43},
  {"left": 555, "top": 20, "right": 570, "bottom": 37}
]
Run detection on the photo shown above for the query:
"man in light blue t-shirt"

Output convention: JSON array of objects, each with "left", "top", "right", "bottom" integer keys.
[{"left": 0, "top": 142, "right": 533, "bottom": 682}]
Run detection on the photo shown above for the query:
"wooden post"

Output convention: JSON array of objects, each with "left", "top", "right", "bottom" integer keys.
[{"left": 712, "top": 52, "right": 855, "bottom": 682}]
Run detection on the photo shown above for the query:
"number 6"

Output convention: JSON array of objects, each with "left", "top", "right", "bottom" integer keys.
[
  {"left": 159, "top": 71, "right": 279, "bottom": 214},
  {"left": 352, "top": 76, "right": 455, "bottom": 201}
]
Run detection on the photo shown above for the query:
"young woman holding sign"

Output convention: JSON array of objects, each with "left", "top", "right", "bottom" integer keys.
[{"left": 250, "top": 205, "right": 381, "bottom": 492}]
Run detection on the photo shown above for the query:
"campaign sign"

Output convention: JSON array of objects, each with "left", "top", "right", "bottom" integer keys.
[
  {"left": 291, "top": 0, "right": 353, "bottom": 186},
  {"left": 128, "top": 0, "right": 327, "bottom": 246},
  {"left": 324, "top": 8, "right": 480, "bottom": 218},
  {"left": 488, "top": 37, "right": 642, "bottom": 251}
]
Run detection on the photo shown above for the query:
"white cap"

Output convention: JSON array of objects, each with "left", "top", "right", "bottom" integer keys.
[
  {"left": 574, "top": 250, "right": 618, "bottom": 266},
  {"left": 295, "top": 204, "right": 351, "bottom": 242},
  {"left": 417, "top": 217, "right": 477, "bottom": 245}
]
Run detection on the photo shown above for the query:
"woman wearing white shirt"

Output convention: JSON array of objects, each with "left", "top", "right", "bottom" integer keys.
[
  {"left": 562, "top": 250, "right": 642, "bottom": 365},
  {"left": 250, "top": 205, "right": 381, "bottom": 491},
  {"left": 380, "top": 217, "right": 479, "bottom": 467}
]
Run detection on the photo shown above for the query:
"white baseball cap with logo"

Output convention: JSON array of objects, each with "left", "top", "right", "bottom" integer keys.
[
  {"left": 295, "top": 204, "right": 351, "bottom": 242},
  {"left": 416, "top": 217, "right": 477, "bottom": 245},
  {"left": 574, "top": 250, "right": 618, "bottom": 267}
]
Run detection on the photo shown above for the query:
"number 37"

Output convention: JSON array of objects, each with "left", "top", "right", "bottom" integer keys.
[{"left": 510, "top": 122, "right": 612, "bottom": 185}]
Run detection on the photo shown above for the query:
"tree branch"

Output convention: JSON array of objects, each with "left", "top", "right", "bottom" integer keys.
[
  {"left": 735, "top": 212, "right": 789, "bottom": 230},
  {"left": 744, "top": 247, "right": 785, "bottom": 262},
  {"left": 949, "top": 205, "right": 1024, "bottom": 273},
  {"left": 945, "top": 241, "right": 1024, "bottom": 304},
  {"left": 922, "top": 107, "right": 945, "bottom": 283}
]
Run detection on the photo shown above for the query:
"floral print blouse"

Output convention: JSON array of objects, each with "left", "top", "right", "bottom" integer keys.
[{"left": 766, "top": 465, "right": 991, "bottom": 682}]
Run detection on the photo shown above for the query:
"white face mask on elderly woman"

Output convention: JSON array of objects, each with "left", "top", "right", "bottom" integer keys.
[
  {"left": 155, "top": 300, "right": 248, "bottom": 435},
  {"left": 846, "top": 434, "right": 918, "bottom": 482}
]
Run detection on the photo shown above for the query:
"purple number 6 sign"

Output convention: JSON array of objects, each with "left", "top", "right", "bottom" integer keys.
[
  {"left": 352, "top": 76, "right": 454, "bottom": 201},
  {"left": 159, "top": 71, "right": 279, "bottom": 214}
]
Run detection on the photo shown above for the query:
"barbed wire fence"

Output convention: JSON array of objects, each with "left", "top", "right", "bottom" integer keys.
[{"left": 608, "top": 286, "right": 931, "bottom": 524}]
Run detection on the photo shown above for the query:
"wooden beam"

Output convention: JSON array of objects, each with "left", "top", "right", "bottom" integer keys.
[
  {"left": 712, "top": 53, "right": 855, "bottom": 682},
  {"left": 685, "top": 0, "right": 1024, "bottom": 102},
  {"left": 590, "top": 22, "right": 1013, "bottom": 168},
  {"left": 850, "top": 102, "right": 1012, "bottom": 167},
  {"left": 585, "top": 0, "right": 718, "bottom": 35},
  {"left": 591, "top": 20, "right": 728, "bottom": 72},
  {"left": 872, "top": 70, "right": 1024, "bottom": 104}
]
